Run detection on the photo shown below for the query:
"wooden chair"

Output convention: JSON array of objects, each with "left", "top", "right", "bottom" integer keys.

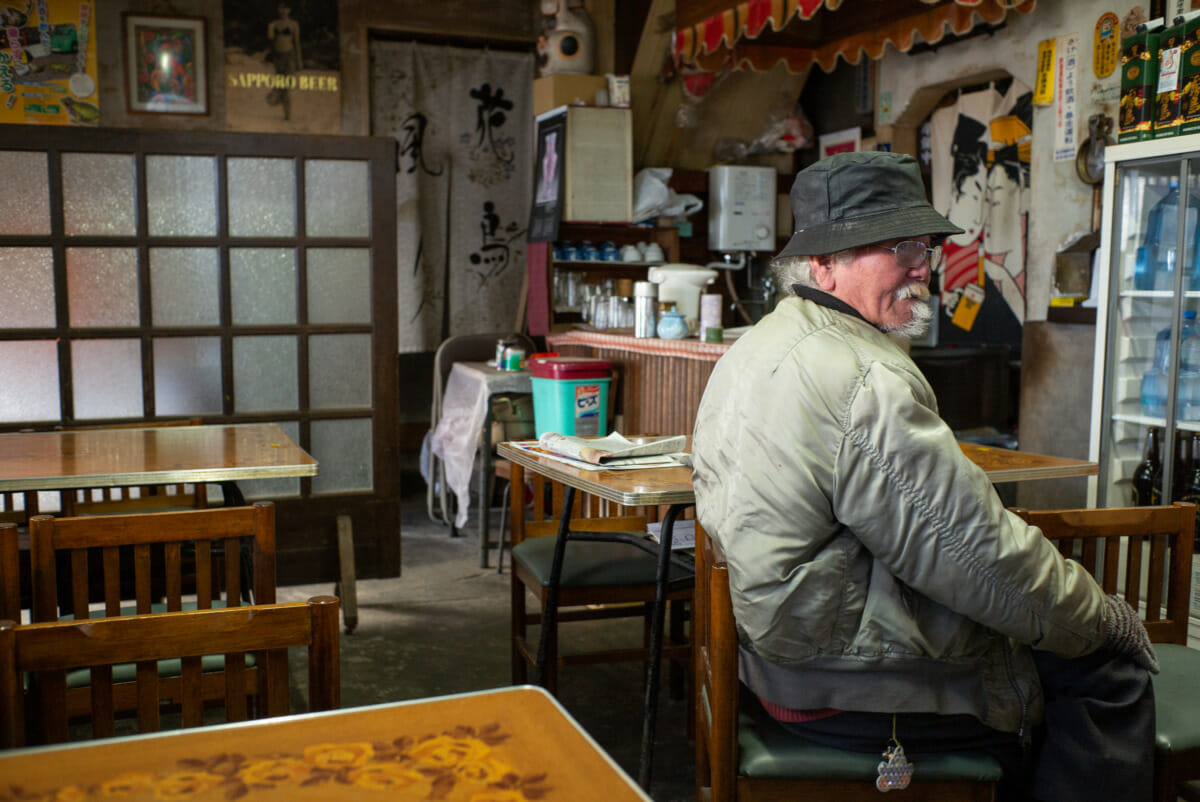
[
  {"left": 507, "top": 461, "right": 692, "bottom": 695},
  {"left": 0, "top": 523, "right": 18, "bottom": 623},
  {"left": 28, "top": 503, "right": 276, "bottom": 721},
  {"left": 1011, "top": 503, "right": 1199, "bottom": 802},
  {"left": 694, "top": 523, "right": 1003, "bottom": 802},
  {"left": 0, "top": 594, "right": 339, "bottom": 747}
]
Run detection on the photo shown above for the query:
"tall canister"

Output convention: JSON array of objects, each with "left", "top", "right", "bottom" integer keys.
[{"left": 529, "top": 356, "right": 612, "bottom": 436}]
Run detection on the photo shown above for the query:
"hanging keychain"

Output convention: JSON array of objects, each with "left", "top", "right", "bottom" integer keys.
[{"left": 876, "top": 715, "right": 914, "bottom": 792}]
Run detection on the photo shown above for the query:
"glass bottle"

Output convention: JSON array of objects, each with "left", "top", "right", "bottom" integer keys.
[
  {"left": 1132, "top": 426, "right": 1163, "bottom": 506},
  {"left": 1181, "top": 433, "right": 1200, "bottom": 545},
  {"left": 1174, "top": 430, "right": 1191, "bottom": 502}
]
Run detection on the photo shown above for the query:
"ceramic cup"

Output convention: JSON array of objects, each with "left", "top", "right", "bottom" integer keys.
[
  {"left": 621, "top": 244, "right": 641, "bottom": 262},
  {"left": 643, "top": 243, "right": 665, "bottom": 262}
]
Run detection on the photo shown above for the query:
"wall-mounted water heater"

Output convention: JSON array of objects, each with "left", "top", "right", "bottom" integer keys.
[{"left": 708, "top": 165, "right": 777, "bottom": 258}]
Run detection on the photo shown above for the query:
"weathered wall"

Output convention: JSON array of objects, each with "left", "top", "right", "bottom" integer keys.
[
  {"left": 878, "top": 1, "right": 1117, "bottom": 473},
  {"left": 877, "top": 0, "right": 1116, "bottom": 326},
  {"left": 91, "top": 0, "right": 539, "bottom": 134}
]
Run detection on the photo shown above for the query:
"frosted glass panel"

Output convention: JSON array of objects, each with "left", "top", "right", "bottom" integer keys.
[
  {"left": 62, "top": 153, "right": 137, "bottom": 236},
  {"left": 229, "top": 158, "right": 296, "bottom": 237},
  {"left": 234, "top": 336, "right": 298, "bottom": 412},
  {"left": 309, "top": 334, "right": 371, "bottom": 409},
  {"left": 311, "top": 418, "right": 372, "bottom": 493},
  {"left": 151, "top": 248, "right": 219, "bottom": 326},
  {"left": 0, "top": 341, "right": 59, "bottom": 422},
  {"left": 231, "top": 249, "right": 296, "bottom": 324},
  {"left": 153, "top": 337, "right": 222, "bottom": 415},
  {"left": 0, "top": 248, "right": 55, "bottom": 327},
  {"left": 308, "top": 249, "right": 370, "bottom": 323},
  {"left": 72, "top": 340, "right": 143, "bottom": 419},
  {"left": 147, "top": 156, "right": 217, "bottom": 236},
  {"left": 305, "top": 160, "right": 369, "bottom": 237},
  {"left": 238, "top": 420, "right": 301, "bottom": 499},
  {"left": 0, "top": 151, "right": 49, "bottom": 234},
  {"left": 68, "top": 248, "right": 140, "bottom": 327}
]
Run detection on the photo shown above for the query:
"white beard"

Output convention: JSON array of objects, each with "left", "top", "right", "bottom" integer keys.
[{"left": 884, "top": 283, "right": 932, "bottom": 339}]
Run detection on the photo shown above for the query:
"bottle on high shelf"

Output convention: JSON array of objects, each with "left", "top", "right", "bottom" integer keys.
[{"left": 1132, "top": 426, "right": 1163, "bottom": 506}]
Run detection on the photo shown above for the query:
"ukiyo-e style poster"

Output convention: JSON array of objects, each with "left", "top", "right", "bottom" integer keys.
[
  {"left": 0, "top": 0, "right": 97, "bottom": 125},
  {"left": 371, "top": 41, "right": 533, "bottom": 353},
  {"left": 223, "top": 0, "right": 340, "bottom": 134},
  {"left": 930, "top": 80, "right": 1032, "bottom": 348}
]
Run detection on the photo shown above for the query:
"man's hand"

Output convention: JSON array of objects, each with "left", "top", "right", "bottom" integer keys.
[{"left": 1104, "top": 594, "right": 1160, "bottom": 674}]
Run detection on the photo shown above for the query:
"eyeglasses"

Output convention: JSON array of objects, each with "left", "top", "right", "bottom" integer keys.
[{"left": 874, "top": 241, "right": 939, "bottom": 269}]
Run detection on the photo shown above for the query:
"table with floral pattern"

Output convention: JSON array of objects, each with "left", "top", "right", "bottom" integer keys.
[{"left": 0, "top": 686, "right": 649, "bottom": 801}]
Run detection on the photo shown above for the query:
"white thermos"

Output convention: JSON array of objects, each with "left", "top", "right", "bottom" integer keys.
[{"left": 633, "top": 281, "right": 658, "bottom": 338}]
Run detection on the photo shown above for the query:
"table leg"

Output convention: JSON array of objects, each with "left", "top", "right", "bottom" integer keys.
[
  {"left": 534, "top": 485, "right": 575, "bottom": 688},
  {"left": 219, "top": 482, "right": 254, "bottom": 603},
  {"left": 638, "top": 502, "right": 685, "bottom": 791},
  {"left": 479, "top": 416, "right": 493, "bottom": 569},
  {"left": 336, "top": 514, "right": 358, "bottom": 634}
]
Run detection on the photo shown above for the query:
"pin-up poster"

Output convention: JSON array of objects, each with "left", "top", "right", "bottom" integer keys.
[
  {"left": 223, "top": 0, "right": 340, "bottom": 134},
  {"left": 0, "top": 0, "right": 97, "bottom": 125}
]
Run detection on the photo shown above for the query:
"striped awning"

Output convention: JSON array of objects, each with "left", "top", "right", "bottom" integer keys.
[{"left": 673, "top": 0, "right": 1038, "bottom": 73}]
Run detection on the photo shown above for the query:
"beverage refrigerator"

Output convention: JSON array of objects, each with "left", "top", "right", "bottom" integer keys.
[{"left": 1089, "top": 133, "right": 1200, "bottom": 635}]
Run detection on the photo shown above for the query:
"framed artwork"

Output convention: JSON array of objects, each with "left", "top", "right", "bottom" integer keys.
[
  {"left": 528, "top": 109, "right": 567, "bottom": 242},
  {"left": 818, "top": 126, "right": 862, "bottom": 158},
  {"left": 124, "top": 14, "right": 208, "bottom": 115}
]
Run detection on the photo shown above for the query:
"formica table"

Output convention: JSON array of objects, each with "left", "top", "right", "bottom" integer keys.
[
  {"left": 0, "top": 423, "right": 318, "bottom": 494},
  {"left": 497, "top": 438, "right": 1099, "bottom": 791},
  {"left": 0, "top": 685, "right": 650, "bottom": 801}
]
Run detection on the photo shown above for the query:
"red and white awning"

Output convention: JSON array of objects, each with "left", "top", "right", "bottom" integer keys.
[{"left": 673, "top": 0, "right": 1038, "bottom": 73}]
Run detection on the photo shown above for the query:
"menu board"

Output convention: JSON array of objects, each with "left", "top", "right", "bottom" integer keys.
[{"left": 0, "top": 0, "right": 97, "bottom": 126}]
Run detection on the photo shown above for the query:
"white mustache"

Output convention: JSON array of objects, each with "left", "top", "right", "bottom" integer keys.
[{"left": 895, "top": 283, "right": 931, "bottom": 301}]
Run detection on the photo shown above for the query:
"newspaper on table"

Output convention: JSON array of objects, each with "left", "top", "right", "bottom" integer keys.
[{"left": 537, "top": 432, "right": 687, "bottom": 465}]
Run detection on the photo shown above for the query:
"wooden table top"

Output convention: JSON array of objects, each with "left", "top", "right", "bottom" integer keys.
[
  {"left": 957, "top": 442, "right": 1098, "bottom": 483},
  {"left": 0, "top": 686, "right": 650, "bottom": 801},
  {"left": 498, "top": 441, "right": 695, "bottom": 507},
  {"left": 0, "top": 423, "right": 318, "bottom": 492},
  {"left": 498, "top": 439, "right": 1099, "bottom": 505}
]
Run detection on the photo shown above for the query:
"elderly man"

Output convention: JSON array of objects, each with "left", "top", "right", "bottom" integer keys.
[{"left": 691, "top": 151, "right": 1156, "bottom": 801}]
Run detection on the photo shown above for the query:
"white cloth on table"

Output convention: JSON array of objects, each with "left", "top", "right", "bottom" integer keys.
[{"left": 429, "top": 362, "right": 531, "bottom": 527}]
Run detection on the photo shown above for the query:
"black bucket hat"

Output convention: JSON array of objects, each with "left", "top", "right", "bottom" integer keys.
[{"left": 775, "top": 151, "right": 963, "bottom": 260}]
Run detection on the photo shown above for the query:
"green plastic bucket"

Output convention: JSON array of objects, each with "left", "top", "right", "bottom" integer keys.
[{"left": 529, "top": 357, "right": 612, "bottom": 437}]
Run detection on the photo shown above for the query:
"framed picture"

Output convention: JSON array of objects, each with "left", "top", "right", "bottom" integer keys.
[
  {"left": 818, "top": 126, "right": 862, "bottom": 158},
  {"left": 124, "top": 14, "right": 208, "bottom": 115}
]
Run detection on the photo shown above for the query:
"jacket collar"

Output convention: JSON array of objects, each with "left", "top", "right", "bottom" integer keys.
[{"left": 791, "top": 284, "right": 872, "bottom": 328}]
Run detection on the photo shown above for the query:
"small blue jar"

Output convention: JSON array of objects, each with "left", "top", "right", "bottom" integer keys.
[{"left": 656, "top": 311, "right": 689, "bottom": 340}]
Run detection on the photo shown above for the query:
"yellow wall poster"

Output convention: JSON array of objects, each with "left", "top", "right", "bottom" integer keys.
[
  {"left": 1, "top": 0, "right": 97, "bottom": 125},
  {"left": 1034, "top": 38, "right": 1057, "bottom": 105}
]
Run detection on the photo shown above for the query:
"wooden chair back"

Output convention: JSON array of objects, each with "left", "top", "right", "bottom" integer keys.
[
  {"left": 29, "top": 502, "right": 276, "bottom": 623},
  {"left": 0, "top": 595, "right": 340, "bottom": 747},
  {"left": 1010, "top": 503, "right": 1195, "bottom": 645},
  {"left": 0, "top": 490, "right": 37, "bottom": 528},
  {"left": 0, "top": 523, "right": 18, "bottom": 623},
  {"left": 508, "top": 464, "right": 649, "bottom": 546}
]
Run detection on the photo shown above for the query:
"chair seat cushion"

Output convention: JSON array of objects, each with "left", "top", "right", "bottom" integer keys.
[
  {"left": 1153, "top": 643, "right": 1200, "bottom": 754},
  {"left": 738, "top": 696, "right": 1005, "bottom": 782},
  {"left": 512, "top": 536, "right": 693, "bottom": 588}
]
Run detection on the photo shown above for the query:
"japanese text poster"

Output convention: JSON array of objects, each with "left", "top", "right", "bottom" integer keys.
[{"left": 1, "top": 0, "right": 97, "bottom": 125}]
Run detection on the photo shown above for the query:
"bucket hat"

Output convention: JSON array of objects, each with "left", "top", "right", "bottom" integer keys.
[{"left": 775, "top": 151, "right": 963, "bottom": 260}]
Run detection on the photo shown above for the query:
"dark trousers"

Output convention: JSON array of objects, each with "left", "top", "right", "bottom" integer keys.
[{"left": 779, "top": 648, "right": 1155, "bottom": 802}]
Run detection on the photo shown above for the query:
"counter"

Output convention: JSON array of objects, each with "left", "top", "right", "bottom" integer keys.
[{"left": 546, "top": 329, "right": 733, "bottom": 437}]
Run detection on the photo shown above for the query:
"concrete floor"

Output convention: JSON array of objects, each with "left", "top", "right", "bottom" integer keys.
[{"left": 277, "top": 493, "right": 695, "bottom": 802}]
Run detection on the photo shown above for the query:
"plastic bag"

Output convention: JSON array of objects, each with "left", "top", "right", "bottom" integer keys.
[{"left": 632, "top": 168, "right": 703, "bottom": 222}]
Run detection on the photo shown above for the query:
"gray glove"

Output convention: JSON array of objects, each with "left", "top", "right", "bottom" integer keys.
[{"left": 1104, "top": 594, "right": 1160, "bottom": 674}]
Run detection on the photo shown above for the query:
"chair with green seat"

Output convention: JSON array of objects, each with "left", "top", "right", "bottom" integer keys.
[
  {"left": 694, "top": 522, "right": 1003, "bottom": 801},
  {"left": 1011, "top": 502, "right": 1200, "bottom": 802},
  {"left": 507, "top": 463, "right": 693, "bottom": 696},
  {"left": 27, "top": 503, "right": 276, "bottom": 725}
]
